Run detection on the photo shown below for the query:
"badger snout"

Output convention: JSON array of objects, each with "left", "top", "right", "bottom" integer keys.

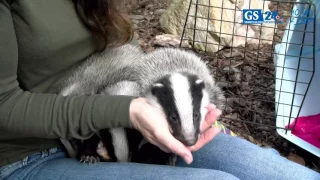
[
  {"left": 181, "top": 138, "right": 197, "bottom": 146},
  {"left": 175, "top": 133, "right": 199, "bottom": 147}
]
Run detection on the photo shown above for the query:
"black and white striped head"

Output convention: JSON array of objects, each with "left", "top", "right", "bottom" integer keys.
[{"left": 146, "top": 72, "right": 210, "bottom": 146}]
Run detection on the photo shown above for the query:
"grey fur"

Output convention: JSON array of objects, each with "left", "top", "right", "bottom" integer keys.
[
  {"left": 60, "top": 44, "right": 144, "bottom": 96},
  {"left": 59, "top": 44, "right": 226, "bottom": 164},
  {"left": 101, "top": 80, "right": 141, "bottom": 97},
  {"left": 60, "top": 44, "right": 225, "bottom": 109}
]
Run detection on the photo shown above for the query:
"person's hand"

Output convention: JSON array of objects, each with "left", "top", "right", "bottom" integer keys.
[
  {"left": 188, "top": 104, "right": 222, "bottom": 152},
  {"left": 129, "top": 97, "right": 222, "bottom": 164},
  {"left": 129, "top": 97, "right": 194, "bottom": 164}
]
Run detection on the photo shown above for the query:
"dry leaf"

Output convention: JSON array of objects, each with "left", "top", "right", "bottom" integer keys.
[{"left": 287, "top": 153, "right": 306, "bottom": 166}]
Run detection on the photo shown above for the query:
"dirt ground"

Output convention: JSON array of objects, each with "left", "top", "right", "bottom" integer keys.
[{"left": 125, "top": 0, "right": 319, "bottom": 172}]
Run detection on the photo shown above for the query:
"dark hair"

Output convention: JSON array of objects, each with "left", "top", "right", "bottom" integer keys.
[{"left": 73, "top": 0, "right": 134, "bottom": 52}]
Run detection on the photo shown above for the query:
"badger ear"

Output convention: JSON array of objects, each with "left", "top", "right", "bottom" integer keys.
[
  {"left": 153, "top": 83, "right": 164, "bottom": 88},
  {"left": 195, "top": 79, "right": 205, "bottom": 88},
  {"left": 151, "top": 83, "right": 164, "bottom": 95}
]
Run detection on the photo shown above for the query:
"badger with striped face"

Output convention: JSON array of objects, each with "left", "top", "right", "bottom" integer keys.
[
  {"left": 145, "top": 73, "right": 209, "bottom": 146},
  {"left": 129, "top": 47, "right": 225, "bottom": 165},
  {"left": 128, "top": 72, "right": 212, "bottom": 165},
  {"left": 58, "top": 44, "right": 225, "bottom": 165},
  {"left": 136, "top": 47, "right": 225, "bottom": 149}
]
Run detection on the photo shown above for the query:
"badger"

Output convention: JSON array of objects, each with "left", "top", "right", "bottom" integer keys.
[{"left": 59, "top": 44, "right": 226, "bottom": 165}]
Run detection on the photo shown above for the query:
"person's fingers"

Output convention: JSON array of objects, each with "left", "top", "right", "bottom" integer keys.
[
  {"left": 155, "top": 130, "right": 193, "bottom": 164},
  {"left": 188, "top": 127, "right": 221, "bottom": 152},
  {"left": 206, "top": 104, "right": 216, "bottom": 111},
  {"left": 201, "top": 108, "right": 222, "bottom": 132},
  {"left": 155, "top": 143, "right": 171, "bottom": 153},
  {"left": 148, "top": 138, "right": 171, "bottom": 153}
]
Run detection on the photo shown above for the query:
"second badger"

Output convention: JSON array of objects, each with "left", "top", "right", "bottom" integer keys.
[{"left": 59, "top": 44, "right": 226, "bottom": 165}]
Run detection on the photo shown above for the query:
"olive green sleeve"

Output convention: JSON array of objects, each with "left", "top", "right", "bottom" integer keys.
[{"left": 0, "top": 0, "right": 134, "bottom": 140}]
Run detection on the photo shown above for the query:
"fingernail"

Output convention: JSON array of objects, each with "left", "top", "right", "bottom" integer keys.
[
  {"left": 207, "top": 104, "right": 216, "bottom": 110},
  {"left": 215, "top": 109, "right": 222, "bottom": 116},
  {"left": 184, "top": 154, "right": 193, "bottom": 164}
]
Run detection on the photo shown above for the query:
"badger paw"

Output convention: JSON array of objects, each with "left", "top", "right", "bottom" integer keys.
[
  {"left": 79, "top": 155, "right": 100, "bottom": 164},
  {"left": 96, "top": 141, "right": 112, "bottom": 161}
]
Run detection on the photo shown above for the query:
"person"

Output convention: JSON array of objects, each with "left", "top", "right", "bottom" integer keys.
[{"left": 0, "top": 0, "right": 319, "bottom": 179}]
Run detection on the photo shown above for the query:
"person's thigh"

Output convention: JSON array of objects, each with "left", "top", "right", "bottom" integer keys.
[
  {"left": 176, "top": 132, "right": 320, "bottom": 180},
  {"left": 6, "top": 149, "right": 240, "bottom": 180}
]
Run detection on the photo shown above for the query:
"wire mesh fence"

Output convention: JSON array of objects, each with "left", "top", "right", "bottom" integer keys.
[{"left": 179, "top": 0, "right": 316, "bottom": 135}]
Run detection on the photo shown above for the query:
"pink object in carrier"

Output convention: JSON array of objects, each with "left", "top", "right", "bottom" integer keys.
[{"left": 286, "top": 113, "right": 320, "bottom": 149}]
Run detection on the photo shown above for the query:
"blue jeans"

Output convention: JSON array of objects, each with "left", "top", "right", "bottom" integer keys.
[{"left": 1, "top": 133, "right": 319, "bottom": 180}]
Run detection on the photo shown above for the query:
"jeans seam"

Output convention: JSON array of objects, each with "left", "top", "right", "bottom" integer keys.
[
  {"left": 0, "top": 161, "right": 18, "bottom": 176},
  {"left": 24, "top": 150, "right": 65, "bottom": 180},
  {"left": 0, "top": 148, "right": 61, "bottom": 179}
]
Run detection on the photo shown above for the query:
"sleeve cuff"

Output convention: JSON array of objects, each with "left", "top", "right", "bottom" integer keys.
[{"left": 92, "top": 95, "right": 137, "bottom": 130}]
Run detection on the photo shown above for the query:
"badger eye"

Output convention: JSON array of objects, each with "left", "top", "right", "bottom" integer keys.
[
  {"left": 194, "top": 112, "right": 200, "bottom": 118},
  {"left": 169, "top": 115, "right": 178, "bottom": 122}
]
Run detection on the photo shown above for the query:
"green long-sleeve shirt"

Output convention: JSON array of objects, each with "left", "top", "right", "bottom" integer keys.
[{"left": 0, "top": 0, "right": 138, "bottom": 166}]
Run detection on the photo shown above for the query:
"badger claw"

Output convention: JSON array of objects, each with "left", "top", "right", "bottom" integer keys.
[{"left": 79, "top": 155, "right": 100, "bottom": 164}]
